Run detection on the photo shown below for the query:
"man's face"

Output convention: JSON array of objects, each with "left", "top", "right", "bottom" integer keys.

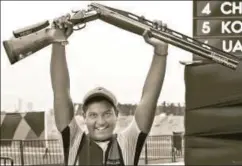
[{"left": 84, "top": 100, "right": 117, "bottom": 141}]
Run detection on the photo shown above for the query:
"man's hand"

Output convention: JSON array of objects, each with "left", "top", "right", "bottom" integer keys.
[
  {"left": 143, "top": 20, "right": 168, "bottom": 56},
  {"left": 49, "top": 14, "right": 74, "bottom": 44}
]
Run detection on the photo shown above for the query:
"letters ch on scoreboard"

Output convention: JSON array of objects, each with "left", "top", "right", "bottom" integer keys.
[
  {"left": 196, "top": 1, "right": 242, "bottom": 17},
  {"left": 220, "top": 2, "right": 242, "bottom": 15}
]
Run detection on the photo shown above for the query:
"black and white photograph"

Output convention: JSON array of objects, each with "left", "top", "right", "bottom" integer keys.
[{"left": 1, "top": 1, "right": 242, "bottom": 166}]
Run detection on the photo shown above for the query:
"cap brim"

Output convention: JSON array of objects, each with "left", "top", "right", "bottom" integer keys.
[{"left": 83, "top": 93, "right": 116, "bottom": 107}]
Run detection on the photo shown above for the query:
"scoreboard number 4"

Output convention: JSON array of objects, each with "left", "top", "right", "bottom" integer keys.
[{"left": 201, "top": 3, "right": 211, "bottom": 15}]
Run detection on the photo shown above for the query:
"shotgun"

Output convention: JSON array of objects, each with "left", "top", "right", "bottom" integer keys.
[{"left": 2, "top": 3, "right": 240, "bottom": 70}]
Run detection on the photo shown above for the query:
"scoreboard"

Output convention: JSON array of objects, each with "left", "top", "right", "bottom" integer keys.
[
  {"left": 187, "top": 2, "right": 242, "bottom": 164},
  {"left": 193, "top": 1, "right": 242, "bottom": 59}
]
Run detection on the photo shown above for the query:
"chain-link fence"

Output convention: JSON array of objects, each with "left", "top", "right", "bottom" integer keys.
[
  {"left": 0, "top": 139, "right": 63, "bottom": 166},
  {"left": 140, "top": 134, "right": 184, "bottom": 164},
  {"left": 0, "top": 157, "right": 14, "bottom": 166},
  {"left": 0, "top": 134, "right": 184, "bottom": 165}
]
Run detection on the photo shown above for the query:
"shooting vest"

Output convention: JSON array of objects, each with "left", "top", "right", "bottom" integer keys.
[
  {"left": 76, "top": 133, "right": 124, "bottom": 166},
  {"left": 62, "top": 116, "right": 147, "bottom": 166},
  {"left": 64, "top": 133, "right": 124, "bottom": 166}
]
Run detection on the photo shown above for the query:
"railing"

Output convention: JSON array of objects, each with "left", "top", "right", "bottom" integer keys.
[
  {"left": 0, "top": 134, "right": 184, "bottom": 165},
  {"left": 0, "top": 157, "right": 14, "bottom": 166},
  {"left": 140, "top": 134, "right": 184, "bottom": 164},
  {"left": 0, "top": 139, "right": 63, "bottom": 166}
]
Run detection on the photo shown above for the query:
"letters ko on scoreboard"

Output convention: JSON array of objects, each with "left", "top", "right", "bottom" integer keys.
[{"left": 193, "top": 1, "right": 242, "bottom": 57}]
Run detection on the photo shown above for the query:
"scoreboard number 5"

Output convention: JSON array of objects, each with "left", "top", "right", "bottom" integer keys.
[
  {"left": 201, "top": 3, "right": 211, "bottom": 15},
  {"left": 202, "top": 21, "right": 211, "bottom": 34}
]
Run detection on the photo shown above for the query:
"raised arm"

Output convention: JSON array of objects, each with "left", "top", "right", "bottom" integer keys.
[
  {"left": 50, "top": 15, "right": 75, "bottom": 132},
  {"left": 135, "top": 23, "right": 169, "bottom": 134}
]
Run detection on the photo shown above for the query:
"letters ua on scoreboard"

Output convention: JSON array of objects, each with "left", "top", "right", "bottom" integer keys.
[{"left": 193, "top": 1, "right": 242, "bottom": 59}]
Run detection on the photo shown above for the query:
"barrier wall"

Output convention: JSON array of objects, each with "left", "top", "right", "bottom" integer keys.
[
  {"left": 0, "top": 112, "right": 45, "bottom": 143},
  {"left": 184, "top": 63, "right": 242, "bottom": 165}
]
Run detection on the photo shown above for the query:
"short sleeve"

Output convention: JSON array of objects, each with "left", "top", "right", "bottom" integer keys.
[
  {"left": 117, "top": 117, "right": 148, "bottom": 165},
  {"left": 60, "top": 116, "right": 84, "bottom": 165}
]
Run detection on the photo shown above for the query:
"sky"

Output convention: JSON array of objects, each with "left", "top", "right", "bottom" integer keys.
[{"left": 1, "top": 1, "right": 193, "bottom": 111}]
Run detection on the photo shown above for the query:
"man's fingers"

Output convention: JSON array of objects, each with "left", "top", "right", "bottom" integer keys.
[
  {"left": 52, "top": 18, "right": 59, "bottom": 28},
  {"left": 65, "top": 13, "right": 71, "bottom": 20},
  {"left": 53, "top": 18, "right": 63, "bottom": 29},
  {"left": 155, "top": 20, "right": 163, "bottom": 27},
  {"left": 53, "top": 14, "right": 71, "bottom": 29},
  {"left": 143, "top": 30, "right": 149, "bottom": 39},
  {"left": 162, "top": 23, "right": 167, "bottom": 31},
  {"left": 63, "top": 20, "right": 73, "bottom": 28},
  {"left": 153, "top": 20, "right": 168, "bottom": 31},
  {"left": 65, "top": 21, "right": 73, "bottom": 37},
  {"left": 65, "top": 20, "right": 73, "bottom": 35},
  {"left": 143, "top": 30, "right": 152, "bottom": 44},
  {"left": 65, "top": 20, "right": 73, "bottom": 27},
  {"left": 153, "top": 20, "right": 162, "bottom": 29},
  {"left": 64, "top": 14, "right": 71, "bottom": 28},
  {"left": 65, "top": 28, "right": 73, "bottom": 37},
  {"left": 51, "top": 20, "right": 57, "bottom": 28}
]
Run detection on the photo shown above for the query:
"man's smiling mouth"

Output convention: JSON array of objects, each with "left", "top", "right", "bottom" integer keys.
[{"left": 96, "top": 126, "right": 108, "bottom": 131}]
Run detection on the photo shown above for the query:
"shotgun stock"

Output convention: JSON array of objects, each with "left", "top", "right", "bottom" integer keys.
[
  {"left": 2, "top": 9, "right": 99, "bottom": 65},
  {"left": 3, "top": 28, "right": 53, "bottom": 64}
]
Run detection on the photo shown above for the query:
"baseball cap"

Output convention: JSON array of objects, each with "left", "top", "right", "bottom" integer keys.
[{"left": 82, "top": 87, "right": 118, "bottom": 111}]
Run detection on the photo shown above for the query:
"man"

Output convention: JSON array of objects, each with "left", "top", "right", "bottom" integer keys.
[{"left": 50, "top": 14, "right": 168, "bottom": 166}]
